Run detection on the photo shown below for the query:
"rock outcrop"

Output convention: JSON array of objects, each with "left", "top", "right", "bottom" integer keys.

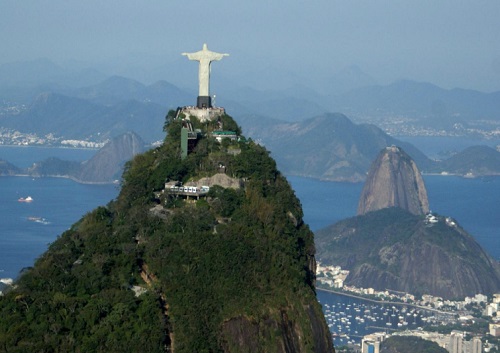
[
  {"left": 357, "top": 146, "right": 429, "bottom": 216},
  {"left": 190, "top": 173, "right": 243, "bottom": 189}
]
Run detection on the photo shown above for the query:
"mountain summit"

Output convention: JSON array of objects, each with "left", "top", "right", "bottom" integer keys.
[
  {"left": 0, "top": 110, "right": 333, "bottom": 352},
  {"left": 357, "top": 146, "right": 429, "bottom": 216}
]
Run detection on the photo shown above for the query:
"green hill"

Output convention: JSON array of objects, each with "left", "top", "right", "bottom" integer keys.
[
  {"left": 436, "top": 145, "right": 500, "bottom": 176},
  {"left": 0, "top": 111, "right": 333, "bottom": 352},
  {"left": 380, "top": 336, "right": 448, "bottom": 353},
  {"left": 0, "top": 159, "right": 23, "bottom": 175}
]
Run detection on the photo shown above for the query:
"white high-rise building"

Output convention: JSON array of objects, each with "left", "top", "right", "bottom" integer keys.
[
  {"left": 449, "top": 332, "right": 463, "bottom": 353},
  {"left": 471, "top": 337, "right": 482, "bottom": 353}
]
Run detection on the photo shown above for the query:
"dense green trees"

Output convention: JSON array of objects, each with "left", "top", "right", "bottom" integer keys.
[
  {"left": 0, "top": 112, "right": 328, "bottom": 352},
  {"left": 0, "top": 207, "right": 166, "bottom": 352},
  {"left": 380, "top": 336, "right": 448, "bottom": 353}
]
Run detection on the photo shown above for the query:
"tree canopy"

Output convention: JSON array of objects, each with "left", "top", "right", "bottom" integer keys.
[{"left": 0, "top": 112, "right": 330, "bottom": 353}]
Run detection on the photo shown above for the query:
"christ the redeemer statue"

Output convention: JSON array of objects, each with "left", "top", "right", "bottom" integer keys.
[{"left": 182, "top": 43, "right": 229, "bottom": 108}]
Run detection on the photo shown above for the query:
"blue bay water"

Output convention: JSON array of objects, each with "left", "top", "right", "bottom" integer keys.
[
  {"left": 0, "top": 176, "right": 119, "bottom": 279},
  {"left": 424, "top": 175, "right": 500, "bottom": 260},
  {"left": 0, "top": 146, "right": 118, "bottom": 279},
  {"left": 0, "top": 145, "right": 97, "bottom": 168}
]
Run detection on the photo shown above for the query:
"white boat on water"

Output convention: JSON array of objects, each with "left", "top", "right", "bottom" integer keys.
[
  {"left": 28, "top": 217, "right": 50, "bottom": 225},
  {"left": 18, "top": 196, "right": 33, "bottom": 202}
]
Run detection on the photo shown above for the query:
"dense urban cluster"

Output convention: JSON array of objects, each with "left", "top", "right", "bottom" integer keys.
[
  {"left": 0, "top": 101, "right": 27, "bottom": 116},
  {"left": 0, "top": 127, "right": 57, "bottom": 146},
  {"left": 349, "top": 113, "right": 500, "bottom": 141},
  {"left": 0, "top": 127, "right": 106, "bottom": 148}
]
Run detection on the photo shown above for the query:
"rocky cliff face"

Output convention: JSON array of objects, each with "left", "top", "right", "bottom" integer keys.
[
  {"left": 220, "top": 306, "right": 333, "bottom": 353},
  {"left": 357, "top": 146, "right": 429, "bottom": 216}
]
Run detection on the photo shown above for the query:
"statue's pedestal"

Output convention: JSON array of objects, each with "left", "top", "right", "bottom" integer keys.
[
  {"left": 197, "top": 96, "right": 211, "bottom": 109},
  {"left": 180, "top": 106, "right": 225, "bottom": 122}
]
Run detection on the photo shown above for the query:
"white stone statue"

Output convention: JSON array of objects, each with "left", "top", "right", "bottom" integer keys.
[{"left": 182, "top": 43, "right": 229, "bottom": 98}]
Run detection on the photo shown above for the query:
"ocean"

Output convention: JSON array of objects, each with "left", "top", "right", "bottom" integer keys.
[
  {"left": 0, "top": 145, "right": 97, "bottom": 168},
  {"left": 0, "top": 176, "right": 119, "bottom": 279},
  {"left": 0, "top": 146, "right": 119, "bottom": 279}
]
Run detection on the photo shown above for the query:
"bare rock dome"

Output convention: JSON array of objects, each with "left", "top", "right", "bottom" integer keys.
[{"left": 357, "top": 146, "right": 429, "bottom": 216}]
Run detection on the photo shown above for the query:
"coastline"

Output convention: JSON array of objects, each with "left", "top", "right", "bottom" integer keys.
[
  {"left": 285, "top": 171, "right": 500, "bottom": 183},
  {"left": 0, "top": 174, "right": 119, "bottom": 185},
  {"left": 316, "top": 287, "right": 454, "bottom": 316},
  {"left": 422, "top": 172, "right": 500, "bottom": 178},
  {"left": 0, "top": 144, "right": 99, "bottom": 151}
]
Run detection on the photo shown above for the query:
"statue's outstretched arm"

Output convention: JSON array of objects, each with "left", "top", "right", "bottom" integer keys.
[
  {"left": 211, "top": 53, "right": 229, "bottom": 61},
  {"left": 182, "top": 52, "right": 201, "bottom": 60}
]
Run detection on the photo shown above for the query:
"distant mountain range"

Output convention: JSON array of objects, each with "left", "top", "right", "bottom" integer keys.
[
  {"left": 2, "top": 58, "right": 500, "bottom": 123},
  {"left": 1, "top": 59, "right": 500, "bottom": 180},
  {"left": 238, "top": 113, "right": 500, "bottom": 181},
  {"left": 238, "top": 113, "right": 431, "bottom": 182},
  {"left": 333, "top": 79, "right": 500, "bottom": 122},
  {"left": 1, "top": 91, "right": 167, "bottom": 144},
  {"left": 4, "top": 102, "right": 500, "bottom": 181},
  {"left": 436, "top": 145, "right": 500, "bottom": 176}
]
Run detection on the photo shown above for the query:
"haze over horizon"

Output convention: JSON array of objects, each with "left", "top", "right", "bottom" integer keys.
[{"left": 2, "top": 0, "right": 500, "bottom": 93}]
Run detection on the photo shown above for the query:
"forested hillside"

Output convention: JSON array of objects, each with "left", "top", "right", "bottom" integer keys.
[
  {"left": 0, "top": 111, "right": 333, "bottom": 352},
  {"left": 380, "top": 336, "right": 448, "bottom": 353}
]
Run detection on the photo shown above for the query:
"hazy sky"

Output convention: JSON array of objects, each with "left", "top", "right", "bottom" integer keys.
[{"left": 2, "top": 0, "right": 500, "bottom": 91}]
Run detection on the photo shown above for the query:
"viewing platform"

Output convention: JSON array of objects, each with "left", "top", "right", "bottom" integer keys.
[{"left": 164, "top": 182, "right": 210, "bottom": 200}]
